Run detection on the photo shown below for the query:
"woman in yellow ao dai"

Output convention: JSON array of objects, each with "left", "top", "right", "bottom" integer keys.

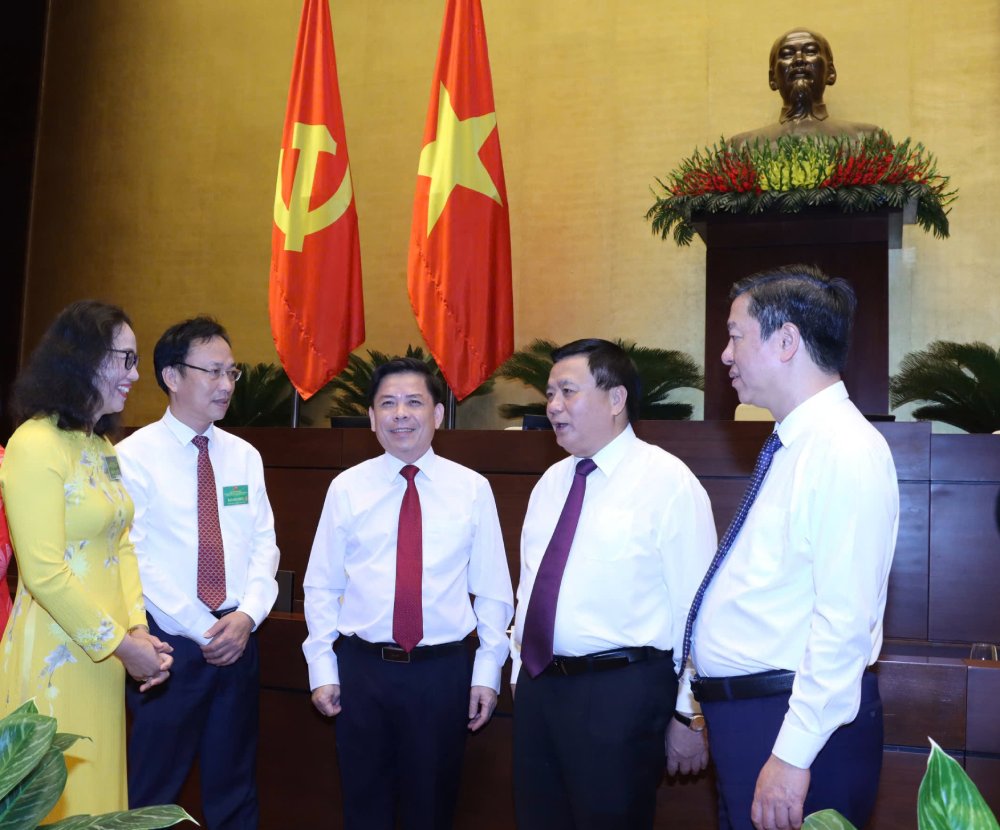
[{"left": 0, "top": 301, "right": 172, "bottom": 821}]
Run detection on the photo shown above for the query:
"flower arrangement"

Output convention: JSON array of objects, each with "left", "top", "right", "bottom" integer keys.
[{"left": 647, "top": 133, "right": 955, "bottom": 246}]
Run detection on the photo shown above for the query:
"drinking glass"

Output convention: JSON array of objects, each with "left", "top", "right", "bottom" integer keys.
[{"left": 969, "top": 643, "right": 998, "bottom": 661}]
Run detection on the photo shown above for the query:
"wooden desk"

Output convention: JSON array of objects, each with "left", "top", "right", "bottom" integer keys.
[{"left": 201, "top": 424, "right": 1000, "bottom": 827}]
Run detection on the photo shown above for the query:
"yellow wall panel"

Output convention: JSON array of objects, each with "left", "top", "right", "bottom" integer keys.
[{"left": 24, "top": 0, "right": 1000, "bottom": 428}]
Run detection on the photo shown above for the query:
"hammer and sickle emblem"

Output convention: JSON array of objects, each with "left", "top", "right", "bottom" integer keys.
[{"left": 274, "top": 122, "right": 354, "bottom": 252}]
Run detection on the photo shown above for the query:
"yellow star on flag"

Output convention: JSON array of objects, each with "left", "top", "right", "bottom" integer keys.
[{"left": 418, "top": 83, "right": 502, "bottom": 236}]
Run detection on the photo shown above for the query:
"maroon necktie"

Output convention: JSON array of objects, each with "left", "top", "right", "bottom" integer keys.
[
  {"left": 521, "top": 458, "right": 598, "bottom": 677},
  {"left": 393, "top": 464, "right": 423, "bottom": 652},
  {"left": 193, "top": 435, "right": 226, "bottom": 610}
]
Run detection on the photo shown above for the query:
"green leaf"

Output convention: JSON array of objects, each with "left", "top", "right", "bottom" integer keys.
[
  {"left": 803, "top": 809, "right": 858, "bottom": 830},
  {"left": 41, "top": 804, "right": 195, "bottom": 830},
  {"left": 0, "top": 746, "right": 67, "bottom": 830},
  {"left": 325, "top": 345, "right": 494, "bottom": 418},
  {"left": 49, "top": 733, "right": 86, "bottom": 754},
  {"left": 0, "top": 711, "right": 57, "bottom": 803},
  {"left": 6, "top": 703, "right": 39, "bottom": 718},
  {"left": 890, "top": 341, "right": 1000, "bottom": 432},
  {"left": 217, "top": 362, "right": 300, "bottom": 428},
  {"left": 917, "top": 739, "right": 1000, "bottom": 830}
]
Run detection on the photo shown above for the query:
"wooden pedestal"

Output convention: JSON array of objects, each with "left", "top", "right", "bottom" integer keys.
[{"left": 696, "top": 209, "right": 901, "bottom": 420}]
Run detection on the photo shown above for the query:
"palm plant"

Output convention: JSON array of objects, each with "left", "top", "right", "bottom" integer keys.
[
  {"left": 496, "top": 339, "right": 703, "bottom": 421},
  {"left": 326, "top": 346, "right": 494, "bottom": 417},
  {"left": 217, "top": 362, "right": 306, "bottom": 428},
  {"left": 889, "top": 341, "right": 1000, "bottom": 433}
]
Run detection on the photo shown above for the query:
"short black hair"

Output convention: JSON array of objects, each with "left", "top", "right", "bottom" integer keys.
[
  {"left": 11, "top": 300, "right": 132, "bottom": 436},
  {"left": 153, "top": 317, "right": 231, "bottom": 395},
  {"left": 730, "top": 264, "right": 857, "bottom": 374},
  {"left": 550, "top": 338, "right": 641, "bottom": 424},
  {"left": 367, "top": 357, "right": 444, "bottom": 408}
]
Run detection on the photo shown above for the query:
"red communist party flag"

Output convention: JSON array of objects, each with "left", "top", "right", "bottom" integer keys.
[
  {"left": 407, "top": 0, "right": 513, "bottom": 401},
  {"left": 271, "top": 0, "right": 364, "bottom": 400}
]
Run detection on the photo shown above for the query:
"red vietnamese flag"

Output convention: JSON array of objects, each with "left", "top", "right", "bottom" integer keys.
[
  {"left": 271, "top": 0, "right": 364, "bottom": 400},
  {"left": 408, "top": 0, "right": 513, "bottom": 401}
]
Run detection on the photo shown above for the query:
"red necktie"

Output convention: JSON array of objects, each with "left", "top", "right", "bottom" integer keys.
[
  {"left": 521, "top": 458, "right": 598, "bottom": 677},
  {"left": 393, "top": 465, "right": 423, "bottom": 652},
  {"left": 193, "top": 435, "right": 226, "bottom": 610}
]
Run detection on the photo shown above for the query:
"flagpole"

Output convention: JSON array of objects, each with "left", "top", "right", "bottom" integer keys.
[
  {"left": 445, "top": 386, "right": 457, "bottom": 430},
  {"left": 291, "top": 391, "right": 301, "bottom": 429}
]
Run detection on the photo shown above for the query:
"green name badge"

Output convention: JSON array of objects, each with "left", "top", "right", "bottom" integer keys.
[
  {"left": 223, "top": 485, "right": 249, "bottom": 506},
  {"left": 104, "top": 455, "right": 122, "bottom": 480}
]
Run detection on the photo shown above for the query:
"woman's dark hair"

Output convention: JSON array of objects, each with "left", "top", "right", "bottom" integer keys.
[{"left": 11, "top": 300, "right": 132, "bottom": 436}]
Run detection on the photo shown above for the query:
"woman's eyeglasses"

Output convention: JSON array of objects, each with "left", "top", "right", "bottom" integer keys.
[{"left": 107, "top": 348, "right": 139, "bottom": 371}]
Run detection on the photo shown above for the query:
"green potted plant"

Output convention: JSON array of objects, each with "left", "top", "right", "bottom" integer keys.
[
  {"left": 495, "top": 339, "right": 703, "bottom": 421},
  {"left": 0, "top": 700, "right": 191, "bottom": 830},
  {"left": 889, "top": 341, "right": 1000, "bottom": 433},
  {"left": 217, "top": 362, "right": 309, "bottom": 428},
  {"left": 803, "top": 739, "right": 998, "bottom": 829}
]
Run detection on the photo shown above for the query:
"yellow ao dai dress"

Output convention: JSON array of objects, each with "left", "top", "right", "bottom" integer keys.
[{"left": 0, "top": 416, "right": 147, "bottom": 820}]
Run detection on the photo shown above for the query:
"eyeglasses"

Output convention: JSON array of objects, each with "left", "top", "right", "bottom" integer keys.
[
  {"left": 175, "top": 362, "right": 242, "bottom": 383},
  {"left": 107, "top": 348, "right": 139, "bottom": 370}
]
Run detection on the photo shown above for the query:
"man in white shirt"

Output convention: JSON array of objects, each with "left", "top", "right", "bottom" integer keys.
[
  {"left": 117, "top": 317, "right": 280, "bottom": 830},
  {"left": 691, "top": 265, "right": 899, "bottom": 830},
  {"left": 302, "top": 357, "right": 513, "bottom": 830},
  {"left": 511, "top": 339, "right": 717, "bottom": 829}
]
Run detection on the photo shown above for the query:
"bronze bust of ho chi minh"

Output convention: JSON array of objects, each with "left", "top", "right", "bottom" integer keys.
[{"left": 728, "top": 28, "right": 883, "bottom": 147}]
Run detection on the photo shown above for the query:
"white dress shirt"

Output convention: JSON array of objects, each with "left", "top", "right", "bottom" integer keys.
[
  {"left": 302, "top": 447, "right": 514, "bottom": 692},
  {"left": 693, "top": 382, "right": 899, "bottom": 769},
  {"left": 116, "top": 408, "right": 280, "bottom": 644},
  {"left": 511, "top": 425, "right": 717, "bottom": 712}
]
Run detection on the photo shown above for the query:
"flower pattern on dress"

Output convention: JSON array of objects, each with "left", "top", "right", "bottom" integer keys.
[
  {"left": 74, "top": 617, "right": 118, "bottom": 655},
  {"left": 40, "top": 643, "right": 77, "bottom": 685},
  {"left": 65, "top": 542, "right": 91, "bottom": 580},
  {"left": 64, "top": 480, "right": 84, "bottom": 506}
]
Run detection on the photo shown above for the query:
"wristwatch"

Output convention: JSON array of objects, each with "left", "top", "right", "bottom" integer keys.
[{"left": 673, "top": 712, "right": 706, "bottom": 732}]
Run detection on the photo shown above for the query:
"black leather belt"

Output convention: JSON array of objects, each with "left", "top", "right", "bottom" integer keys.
[
  {"left": 348, "top": 636, "right": 466, "bottom": 664},
  {"left": 692, "top": 669, "right": 795, "bottom": 702},
  {"left": 211, "top": 607, "right": 239, "bottom": 620},
  {"left": 542, "top": 646, "right": 671, "bottom": 677}
]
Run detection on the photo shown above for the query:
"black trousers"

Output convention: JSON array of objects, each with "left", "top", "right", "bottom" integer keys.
[
  {"left": 334, "top": 636, "right": 473, "bottom": 830},
  {"left": 702, "top": 670, "right": 883, "bottom": 830},
  {"left": 513, "top": 652, "right": 676, "bottom": 830},
  {"left": 126, "top": 616, "right": 260, "bottom": 830}
]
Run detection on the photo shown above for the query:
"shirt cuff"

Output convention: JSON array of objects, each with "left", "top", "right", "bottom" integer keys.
[
  {"left": 307, "top": 650, "right": 340, "bottom": 690},
  {"left": 235, "top": 598, "right": 269, "bottom": 630},
  {"left": 772, "top": 719, "right": 826, "bottom": 769},
  {"left": 471, "top": 653, "right": 502, "bottom": 692},
  {"left": 674, "top": 668, "right": 698, "bottom": 715}
]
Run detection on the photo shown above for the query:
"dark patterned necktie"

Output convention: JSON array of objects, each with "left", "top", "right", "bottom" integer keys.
[
  {"left": 193, "top": 435, "right": 226, "bottom": 610},
  {"left": 393, "top": 464, "right": 423, "bottom": 652},
  {"left": 521, "top": 458, "right": 598, "bottom": 678},
  {"left": 681, "top": 431, "right": 783, "bottom": 670}
]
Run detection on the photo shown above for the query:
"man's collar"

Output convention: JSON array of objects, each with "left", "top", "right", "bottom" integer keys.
[
  {"left": 381, "top": 446, "right": 437, "bottom": 481},
  {"left": 579, "top": 424, "right": 636, "bottom": 477},
  {"left": 162, "top": 407, "right": 215, "bottom": 447},
  {"left": 776, "top": 380, "right": 847, "bottom": 446}
]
